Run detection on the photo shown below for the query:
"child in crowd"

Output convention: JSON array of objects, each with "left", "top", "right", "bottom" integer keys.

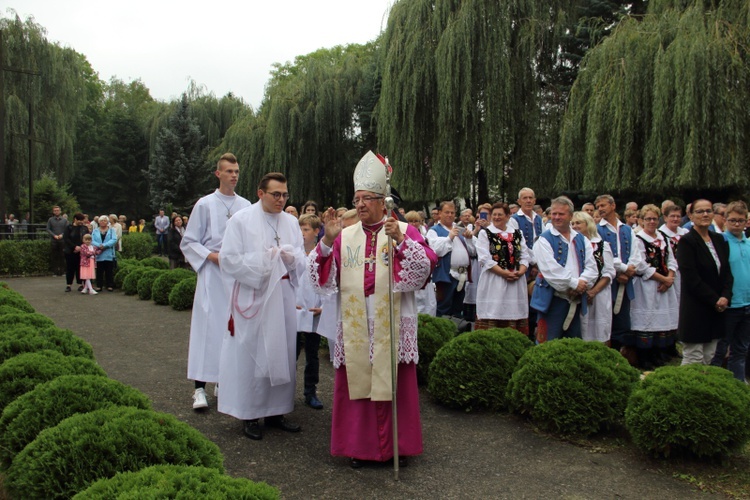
[
  {"left": 79, "top": 234, "right": 98, "bottom": 295},
  {"left": 295, "top": 214, "right": 324, "bottom": 409}
]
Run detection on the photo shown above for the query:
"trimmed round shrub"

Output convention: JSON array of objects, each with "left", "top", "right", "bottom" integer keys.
[
  {"left": 0, "top": 375, "right": 151, "bottom": 469},
  {"left": 122, "top": 266, "right": 150, "bottom": 295},
  {"left": 113, "top": 260, "right": 142, "bottom": 288},
  {"left": 0, "top": 304, "right": 30, "bottom": 316},
  {"left": 0, "top": 325, "right": 94, "bottom": 364},
  {"left": 121, "top": 232, "right": 154, "bottom": 260},
  {"left": 428, "top": 328, "right": 533, "bottom": 411},
  {"left": 152, "top": 268, "right": 195, "bottom": 305},
  {"left": 74, "top": 464, "right": 280, "bottom": 499},
  {"left": 5, "top": 406, "right": 224, "bottom": 499},
  {"left": 0, "top": 312, "right": 55, "bottom": 330},
  {"left": 506, "top": 339, "right": 640, "bottom": 436},
  {"left": 140, "top": 256, "right": 169, "bottom": 270},
  {"left": 136, "top": 269, "right": 167, "bottom": 300},
  {"left": 0, "top": 350, "right": 106, "bottom": 414},
  {"left": 0, "top": 289, "right": 34, "bottom": 313},
  {"left": 417, "top": 314, "right": 457, "bottom": 385},
  {"left": 169, "top": 276, "right": 197, "bottom": 311},
  {"left": 626, "top": 364, "right": 750, "bottom": 458}
]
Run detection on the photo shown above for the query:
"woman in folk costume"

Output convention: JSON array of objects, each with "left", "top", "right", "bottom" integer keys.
[
  {"left": 571, "top": 211, "right": 615, "bottom": 343},
  {"left": 631, "top": 204, "right": 679, "bottom": 370},
  {"left": 474, "top": 202, "right": 531, "bottom": 334},
  {"left": 658, "top": 204, "right": 688, "bottom": 360},
  {"left": 309, "top": 151, "right": 437, "bottom": 468}
]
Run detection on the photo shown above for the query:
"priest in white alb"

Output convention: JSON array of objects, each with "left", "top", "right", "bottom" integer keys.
[
  {"left": 218, "top": 172, "right": 306, "bottom": 440},
  {"left": 309, "top": 152, "right": 437, "bottom": 468},
  {"left": 181, "top": 153, "right": 251, "bottom": 410}
]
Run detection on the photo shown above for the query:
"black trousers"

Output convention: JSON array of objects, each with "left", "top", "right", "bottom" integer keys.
[
  {"left": 64, "top": 253, "right": 81, "bottom": 286},
  {"left": 296, "top": 331, "right": 321, "bottom": 396},
  {"left": 50, "top": 239, "right": 65, "bottom": 275},
  {"left": 96, "top": 260, "right": 115, "bottom": 289}
]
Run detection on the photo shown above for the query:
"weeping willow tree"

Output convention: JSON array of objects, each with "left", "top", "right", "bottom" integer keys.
[
  {"left": 221, "top": 43, "right": 380, "bottom": 206},
  {"left": 557, "top": 0, "right": 750, "bottom": 196},
  {"left": 1, "top": 13, "right": 94, "bottom": 210},
  {"left": 377, "top": 0, "right": 581, "bottom": 203}
]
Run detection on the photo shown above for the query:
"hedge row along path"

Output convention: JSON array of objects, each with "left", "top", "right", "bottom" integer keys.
[{"left": 7, "top": 276, "right": 702, "bottom": 499}]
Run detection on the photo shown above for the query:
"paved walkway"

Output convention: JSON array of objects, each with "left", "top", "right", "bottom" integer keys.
[{"left": 6, "top": 276, "right": 706, "bottom": 499}]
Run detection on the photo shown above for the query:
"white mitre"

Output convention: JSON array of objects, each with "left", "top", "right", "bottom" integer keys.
[{"left": 353, "top": 151, "right": 387, "bottom": 196}]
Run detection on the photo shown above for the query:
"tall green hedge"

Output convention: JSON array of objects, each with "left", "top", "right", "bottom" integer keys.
[
  {"left": 74, "top": 465, "right": 280, "bottom": 499},
  {"left": 0, "top": 375, "right": 151, "bottom": 469},
  {"left": 506, "top": 339, "right": 641, "bottom": 436},
  {"left": 0, "top": 240, "right": 50, "bottom": 276},
  {"left": 5, "top": 406, "right": 224, "bottom": 499},
  {"left": 169, "top": 276, "right": 197, "bottom": 311},
  {"left": 152, "top": 269, "right": 195, "bottom": 305},
  {"left": 136, "top": 269, "right": 167, "bottom": 301},
  {"left": 626, "top": 365, "right": 750, "bottom": 458},
  {"left": 0, "top": 325, "right": 94, "bottom": 363},
  {"left": 428, "top": 328, "right": 533, "bottom": 411},
  {"left": 417, "top": 314, "right": 457, "bottom": 385},
  {"left": 121, "top": 233, "right": 155, "bottom": 260},
  {"left": 0, "top": 350, "right": 106, "bottom": 414}
]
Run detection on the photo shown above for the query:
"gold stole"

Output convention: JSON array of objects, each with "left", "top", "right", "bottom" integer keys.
[{"left": 340, "top": 221, "right": 405, "bottom": 401}]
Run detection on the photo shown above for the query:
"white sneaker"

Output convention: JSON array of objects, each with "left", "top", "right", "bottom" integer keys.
[
  {"left": 214, "top": 384, "right": 219, "bottom": 397},
  {"left": 192, "top": 388, "right": 208, "bottom": 410},
  {"left": 81, "top": 290, "right": 88, "bottom": 294},
  {"left": 89, "top": 289, "right": 98, "bottom": 295}
]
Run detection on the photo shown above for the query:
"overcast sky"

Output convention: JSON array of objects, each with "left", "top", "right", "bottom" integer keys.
[{"left": 7, "top": 1, "right": 394, "bottom": 109}]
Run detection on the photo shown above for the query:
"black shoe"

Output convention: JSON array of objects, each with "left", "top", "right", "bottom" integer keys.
[
  {"left": 243, "top": 420, "right": 262, "bottom": 440},
  {"left": 65, "top": 286, "right": 71, "bottom": 292},
  {"left": 350, "top": 458, "right": 365, "bottom": 469},
  {"left": 265, "top": 415, "right": 301, "bottom": 433},
  {"left": 77, "top": 285, "right": 84, "bottom": 292},
  {"left": 305, "top": 394, "right": 324, "bottom": 410},
  {"left": 399, "top": 456, "right": 409, "bottom": 468}
]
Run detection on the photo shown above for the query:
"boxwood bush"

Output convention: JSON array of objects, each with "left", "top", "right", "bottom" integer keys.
[
  {"left": 417, "top": 314, "right": 457, "bottom": 385},
  {"left": 136, "top": 269, "right": 168, "bottom": 301},
  {"left": 428, "top": 328, "right": 533, "bottom": 411},
  {"left": 0, "top": 350, "right": 106, "bottom": 414},
  {"left": 506, "top": 339, "right": 640, "bottom": 436},
  {"left": 169, "top": 275, "right": 197, "bottom": 311},
  {"left": 113, "top": 260, "right": 142, "bottom": 288},
  {"left": 0, "top": 311, "right": 55, "bottom": 330},
  {"left": 5, "top": 406, "right": 224, "bottom": 499},
  {"left": 0, "top": 304, "right": 28, "bottom": 316},
  {"left": 152, "top": 268, "right": 195, "bottom": 305},
  {"left": 0, "top": 325, "right": 94, "bottom": 364},
  {"left": 0, "top": 288, "right": 35, "bottom": 313},
  {"left": 140, "top": 256, "right": 169, "bottom": 270},
  {"left": 0, "top": 240, "right": 50, "bottom": 276},
  {"left": 626, "top": 365, "right": 750, "bottom": 458},
  {"left": 75, "top": 464, "right": 280, "bottom": 499},
  {"left": 122, "top": 267, "right": 150, "bottom": 295},
  {"left": 0, "top": 374, "right": 151, "bottom": 469},
  {"left": 121, "top": 232, "right": 154, "bottom": 260}
]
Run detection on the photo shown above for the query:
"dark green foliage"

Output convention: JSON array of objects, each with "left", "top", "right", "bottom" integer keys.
[
  {"left": 506, "top": 339, "right": 640, "bottom": 436},
  {"left": 0, "top": 312, "right": 55, "bottom": 330},
  {"left": 121, "top": 233, "right": 155, "bottom": 260},
  {"left": 0, "top": 375, "right": 151, "bottom": 469},
  {"left": 122, "top": 267, "right": 150, "bottom": 295},
  {"left": 5, "top": 406, "right": 224, "bottom": 499},
  {"left": 0, "top": 305, "right": 28, "bottom": 316},
  {"left": 18, "top": 175, "right": 80, "bottom": 224},
  {"left": 152, "top": 268, "right": 196, "bottom": 305},
  {"left": 137, "top": 269, "right": 168, "bottom": 300},
  {"left": 75, "top": 464, "right": 279, "bottom": 499},
  {"left": 0, "top": 325, "right": 94, "bottom": 364},
  {"left": 0, "top": 350, "right": 106, "bottom": 414},
  {"left": 626, "top": 365, "right": 750, "bottom": 458},
  {"left": 0, "top": 288, "right": 34, "bottom": 313},
  {"left": 416, "top": 314, "right": 457, "bottom": 385},
  {"left": 113, "top": 260, "right": 143, "bottom": 288},
  {"left": 169, "top": 276, "right": 197, "bottom": 311},
  {"left": 428, "top": 328, "right": 533, "bottom": 411},
  {"left": 0, "top": 240, "right": 53, "bottom": 276},
  {"left": 140, "top": 256, "right": 170, "bottom": 270}
]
